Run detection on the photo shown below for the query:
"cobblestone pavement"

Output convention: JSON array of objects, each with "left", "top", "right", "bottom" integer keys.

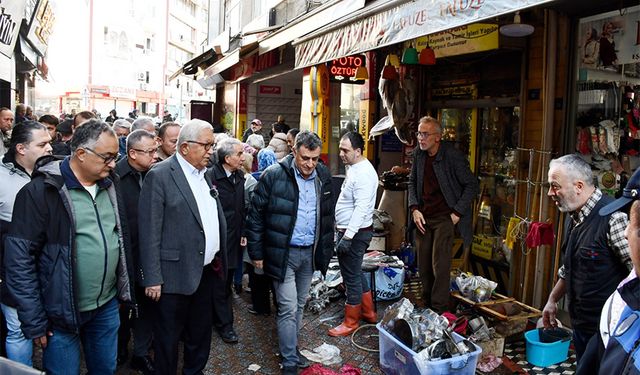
[{"left": 115, "top": 289, "right": 389, "bottom": 375}]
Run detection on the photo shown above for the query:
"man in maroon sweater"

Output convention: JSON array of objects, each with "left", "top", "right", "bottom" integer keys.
[{"left": 408, "top": 116, "right": 478, "bottom": 312}]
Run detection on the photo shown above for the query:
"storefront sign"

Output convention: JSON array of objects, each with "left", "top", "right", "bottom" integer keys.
[
  {"left": 579, "top": 5, "right": 640, "bottom": 68},
  {"left": 238, "top": 83, "right": 248, "bottom": 139},
  {"left": 89, "top": 86, "right": 110, "bottom": 97},
  {"left": 432, "top": 84, "right": 476, "bottom": 98},
  {"left": 412, "top": 23, "right": 499, "bottom": 58},
  {"left": 381, "top": 131, "right": 403, "bottom": 152},
  {"left": 295, "top": 0, "right": 552, "bottom": 68},
  {"left": 309, "top": 64, "right": 330, "bottom": 154},
  {"left": 27, "top": 0, "right": 54, "bottom": 56},
  {"left": 0, "top": 1, "right": 25, "bottom": 58},
  {"left": 328, "top": 54, "right": 366, "bottom": 83},
  {"left": 109, "top": 86, "right": 136, "bottom": 100},
  {"left": 259, "top": 85, "right": 282, "bottom": 95}
]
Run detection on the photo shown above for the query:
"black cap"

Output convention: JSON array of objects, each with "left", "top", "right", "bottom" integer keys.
[
  {"left": 600, "top": 168, "right": 640, "bottom": 216},
  {"left": 56, "top": 119, "right": 73, "bottom": 136}
]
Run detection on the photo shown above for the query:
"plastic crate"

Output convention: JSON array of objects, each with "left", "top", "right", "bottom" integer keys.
[
  {"left": 525, "top": 329, "right": 571, "bottom": 367},
  {"left": 377, "top": 323, "right": 482, "bottom": 375}
]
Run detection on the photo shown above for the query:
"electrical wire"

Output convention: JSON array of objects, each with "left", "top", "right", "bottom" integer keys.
[{"left": 350, "top": 323, "right": 380, "bottom": 352}]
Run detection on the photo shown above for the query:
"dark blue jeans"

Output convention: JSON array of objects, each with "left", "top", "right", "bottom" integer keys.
[
  {"left": 43, "top": 297, "right": 120, "bottom": 375},
  {"left": 337, "top": 230, "right": 374, "bottom": 305}
]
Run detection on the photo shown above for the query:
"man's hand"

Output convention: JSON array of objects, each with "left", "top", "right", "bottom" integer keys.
[
  {"left": 412, "top": 210, "right": 426, "bottom": 234},
  {"left": 240, "top": 237, "right": 247, "bottom": 247},
  {"left": 450, "top": 212, "right": 460, "bottom": 225},
  {"left": 34, "top": 331, "right": 53, "bottom": 348},
  {"left": 542, "top": 300, "right": 558, "bottom": 328},
  {"left": 253, "top": 260, "right": 263, "bottom": 269},
  {"left": 336, "top": 237, "right": 352, "bottom": 256},
  {"left": 145, "top": 285, "right": 162, "bottom": 302}
]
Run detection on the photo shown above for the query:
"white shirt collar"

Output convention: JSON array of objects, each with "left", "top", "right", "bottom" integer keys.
[{"left": 176, "top": 152, "right": 206, "bottom": 178}]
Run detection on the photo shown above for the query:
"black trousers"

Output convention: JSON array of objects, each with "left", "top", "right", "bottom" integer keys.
[
  {"left": 152, "top": 266, "right": 217, "bottom": 375},
  {"left": 212, "top": 268, "right": 235, "bottom": 333}
]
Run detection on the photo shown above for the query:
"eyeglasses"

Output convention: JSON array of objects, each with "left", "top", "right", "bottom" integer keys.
[
  {"left": 416, "top": 131, "right": 439, "bottom": 138},
  {"left": 84, "top": 147, "right": 120, "bottom": 164},
  {"left": 132, "top": 148, "right": 158, "bottom": 157},
  {"left": 187, "top": 140, "right": 214, "bottom": 151}
]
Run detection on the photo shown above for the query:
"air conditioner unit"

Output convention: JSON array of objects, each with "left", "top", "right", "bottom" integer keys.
[{"left": 137, "top": 72, "right": 146, "bottom": 81}]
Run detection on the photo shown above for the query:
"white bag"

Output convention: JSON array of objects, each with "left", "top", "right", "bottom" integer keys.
[{"left": 372, "top": 266, "right": 405, "bottom": 301}]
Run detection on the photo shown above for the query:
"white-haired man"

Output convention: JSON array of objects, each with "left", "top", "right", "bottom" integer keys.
[{"left": 138, "top": 119, "right": 227, "bottom": 374}]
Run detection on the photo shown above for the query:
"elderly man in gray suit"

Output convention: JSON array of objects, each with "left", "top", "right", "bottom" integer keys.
[{"left": 138, "top": 119, "right": 227, "bottom": 375}]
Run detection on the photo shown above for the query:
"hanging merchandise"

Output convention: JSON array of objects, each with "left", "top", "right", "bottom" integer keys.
[
  {"left": 505, "top": 217, "right": 521, "bottom": 250},
  {"left": 524, "top": 222, "right": 555, "bottom": 248}
]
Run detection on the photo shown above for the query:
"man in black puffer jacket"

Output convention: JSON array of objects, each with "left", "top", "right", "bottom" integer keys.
[{"left": 246, "top": 131, "right": 333, "bottom": 375}]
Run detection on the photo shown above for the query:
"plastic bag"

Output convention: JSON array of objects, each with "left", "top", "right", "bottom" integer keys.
[
  {"left": 300, "top": 343, "right": 342, "bottom": 366},
  {"left": 374, "top": 265, "right": 405, "bottom": 301},
  {"left": 455, "top": 273, "right": 497, "bottom": 302}
]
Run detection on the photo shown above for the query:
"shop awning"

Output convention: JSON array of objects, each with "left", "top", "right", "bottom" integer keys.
[
  {"left": 16, "top": 37, "right": 39, "bottom": 72},
  {"left": 183, "top": 48, "right": 217, "bottom": 75},
  {"left": 168, "top": 68, "right": 183, "bottom": 82},
  {"left": 258, "top": 0, "right": 366, "bottom": 55},
  {"left": 193, "top": 41, "right": 259, "bottom": 89},
  {"left": 202, "top": 49, "right": 240, "bottom": 78},
  {"left": 293, "top": 0, "right": 555, "bottom": 69}
]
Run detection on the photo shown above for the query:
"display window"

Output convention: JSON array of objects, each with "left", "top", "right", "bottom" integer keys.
[{"left": 574, "top": 6, "right": 640, "bottom": 195}]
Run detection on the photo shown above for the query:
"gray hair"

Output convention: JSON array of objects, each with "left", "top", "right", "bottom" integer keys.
[
  {"left": 178, "top": 119, "right": 213, "bottom": 147},
  {"left": 70, "top": 119, "right": 116, "bottom": 152},
  {"left": 419, "top": 116, "right": 442, "bottom": 133},
  {"left": 214, "top": 132, "right": 230, "bottom": 144},
  {"left": 113, "top": 119, "right": 131, "bottom": 131},
  {"left": 131, "top": 116, "right": 156, "bottom": 133},
  {"left": 294, "top": 130, "right": 322, "bottom": 151},
  {"left": 549, "top": 154, "right": 594, "bottom": 187},
  {"left": 246, "top": 134, "right": 265, "bottom": 150},
  {"left": 217, "top": 138, "right": 242, "bottom": 164},
  {"left": 126, "top": 129, "right": 156, "bottom": 152}
]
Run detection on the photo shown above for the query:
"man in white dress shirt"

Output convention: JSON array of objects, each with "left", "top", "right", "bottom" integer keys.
[
  {"left": 138, "top": 119, "right": 227, "bottom": 375},
  {"left": 329, "top": 131, "right": 379, "bottom": 336}
]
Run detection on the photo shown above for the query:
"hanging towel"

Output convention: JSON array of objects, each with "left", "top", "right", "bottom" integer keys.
[{"left": 525, "top": 222, "right": 555, "bottom": 248}]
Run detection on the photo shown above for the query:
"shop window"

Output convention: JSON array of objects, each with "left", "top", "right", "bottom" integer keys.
[
  {"left": 327, "top": 83, "right": 362, "bottom": 175},
  {"left": 575, "top": 6, "right": 640, "bottom": 196}
]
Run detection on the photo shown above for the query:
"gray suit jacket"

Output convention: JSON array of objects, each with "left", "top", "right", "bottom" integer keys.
[
  {"left": 408, "top": 143, "right": 479, "bottom": 246},
  {"left": 138, "top": 155, "right": 227, "bottom": 295}
]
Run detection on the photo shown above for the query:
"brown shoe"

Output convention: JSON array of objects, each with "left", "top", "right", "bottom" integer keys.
[{"left": 328, "top": 304, "right": 361, "bottom": 337}]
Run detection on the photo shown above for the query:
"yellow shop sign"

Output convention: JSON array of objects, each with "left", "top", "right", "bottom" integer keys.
[{"left": 411, "top": 23, "right": 499, "bottom": 58}]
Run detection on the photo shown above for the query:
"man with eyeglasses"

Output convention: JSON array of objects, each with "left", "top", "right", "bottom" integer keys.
[
  {"left": 210, "top": 138, "right": 246, "bottom": 345},
  {"left": 114, "top": 129, "right": 158, "bottom": 373},
  {"left": 138, "top": 119, "right": 227, "bottom": 375},
  {"left": 5, "top": 119, "right": 134, "bottom": 373},
  {"left": 408, "top": 116, "right": 478, "bottom": 313},
  {"left": 246, "top": 130, "right": 334, "bottom": 375}
]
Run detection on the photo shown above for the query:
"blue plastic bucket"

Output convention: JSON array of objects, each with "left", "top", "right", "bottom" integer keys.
[{"left": 525, "top": 329, "right": 571, "bottom": 367}]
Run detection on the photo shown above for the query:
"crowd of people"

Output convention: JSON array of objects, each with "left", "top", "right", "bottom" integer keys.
[
  {"left": 0, "top": 103, "right": 380, "bottom": 375},
  {"left": 1, "top": 102, "right": 640, "bottom": 375}
]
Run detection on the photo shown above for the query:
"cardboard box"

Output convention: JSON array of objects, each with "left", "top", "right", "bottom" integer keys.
[
  {"left": 367, "top": 235, "right": 386, "bottom": 251},
  {"left": 476, "top": 333, "right": 505, "bottom": 358}
]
